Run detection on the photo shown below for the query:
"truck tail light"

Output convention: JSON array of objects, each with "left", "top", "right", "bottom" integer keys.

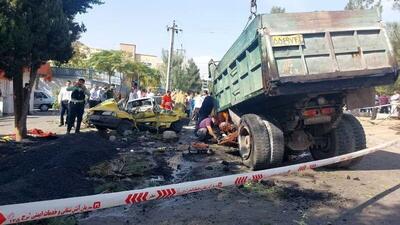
[
  {"left": 303, "top": 109, "right": 319, "bottom": 117},
  {"left": 321, "top": 107, "right": 335, "bottom": 115},
  {"left": 303, "top": 108, "right": 334, "bottom": 117}
]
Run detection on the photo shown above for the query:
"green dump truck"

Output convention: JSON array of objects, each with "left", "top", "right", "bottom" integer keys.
[{"left": 209, "top": 9, "right": 399, "bottom": 170}]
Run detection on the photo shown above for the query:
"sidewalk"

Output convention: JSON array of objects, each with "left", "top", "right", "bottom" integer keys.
[{"left": 0, "top": 111, "right": 69, "bottom": 136}]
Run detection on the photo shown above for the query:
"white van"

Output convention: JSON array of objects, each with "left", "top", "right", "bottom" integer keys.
[{"left": 33, "top": 91, "right": 54, "bottom": 111}]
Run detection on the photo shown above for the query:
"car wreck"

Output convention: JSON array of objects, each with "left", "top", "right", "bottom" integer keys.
[{"left": 87, "top": 97, "right": 188, "bottom": 134}]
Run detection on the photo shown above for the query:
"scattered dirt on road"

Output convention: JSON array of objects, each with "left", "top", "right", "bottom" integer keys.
[{"left": 0, "top": 116, "right": 399, "bottom": 225}]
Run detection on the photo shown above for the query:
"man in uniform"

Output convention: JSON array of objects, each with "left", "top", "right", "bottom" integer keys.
[{"left": 67, "top": 78, "right": 89, "bottom": 134}]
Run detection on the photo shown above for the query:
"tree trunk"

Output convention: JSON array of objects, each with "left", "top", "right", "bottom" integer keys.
[
  {"left": 108, "top": 74, "right": 111, "bottom": 85},
  {"left": 13, "top": 67, "right": 37, "bottom": 142}
]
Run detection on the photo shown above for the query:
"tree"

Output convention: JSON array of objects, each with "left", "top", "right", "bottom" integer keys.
[
  {"left": 121, "top": 60, "right": 161, "bottom": 89},
  {"left": 345, "top": 0, "right": 376, "bottom": 10},
  {"left": 270, "top": 6, "right": 286, "bottom": 14},
  {"left": 0, "top": 0, "right": 102, "bottom": 141},
  {"left": 88, "top": 50, "right": 125, "bottom": 84},
  {"left": 344, "top": 0, "right": 400, "bottom": 11},
  {"left": 160, "top": 49, "right": 202, "bottom": 93},
  {"left": 62, "top": 42, "right": 90, "bottom": 69}
]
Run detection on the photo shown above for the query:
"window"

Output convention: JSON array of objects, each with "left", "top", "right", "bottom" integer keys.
[{"left": 34, "top": 92, "right": 47, "bottom": 99}]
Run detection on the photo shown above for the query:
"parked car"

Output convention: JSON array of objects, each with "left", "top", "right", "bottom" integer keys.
[{"left": 33, "top": 91, "right": 54, "bottom": 112}]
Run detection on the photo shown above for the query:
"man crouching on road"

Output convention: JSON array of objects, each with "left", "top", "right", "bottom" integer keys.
[
  {"left": 197, "top": 116, "right": 219, "bottom": 143},
  {"left": 67, "top": 78, "right": 89, "bottom": 134}
]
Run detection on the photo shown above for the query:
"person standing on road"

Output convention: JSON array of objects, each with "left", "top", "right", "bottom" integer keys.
[
  {"left": 390, "top": 91, "right": 400, "bottom": 118},
  {"left": 378, "top": 94, "right": 390, "bottom": 114},
  {"left": 58, "top": 80, "right": 72, "bottom": 127},
  {"left": 196, "top": 90, "right": 214, "bottom": 131},
  {"left": 89, "top": 85, "right": 101, "bottom": 108},
  {"left": 67, "top": 78, "right": 89, "bottom": 134},
  {"left": 161, "top": 90, "right": 173, "bottom": 111},
  {"left": 191, "top": 92, "right": 203, "bottom": 121}
]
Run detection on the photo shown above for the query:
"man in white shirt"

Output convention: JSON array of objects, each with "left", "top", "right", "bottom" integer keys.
[
  {"left": 147, "top": 88, "right": 155, "bottom": 97},
  {"left": 191, "top": 92, "right": 204, "bottom": 120},
  {"left": 58, "top": 80, "right": 72, "bottom": 126},
  {"left": 390, "top": 91, "right": 400, "bottom": 118},
  {"left": 89, "top": 85, "right": 101, "bottom": 108}
]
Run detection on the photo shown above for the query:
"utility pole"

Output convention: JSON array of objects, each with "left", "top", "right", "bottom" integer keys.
[{"left": 166, "top": 20, "right": 182, "bottom": 91}]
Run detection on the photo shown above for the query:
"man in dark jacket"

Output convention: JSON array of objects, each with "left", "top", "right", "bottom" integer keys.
[
  {"left": 67, "top": 78, "right": 89, "bottom": 134},
  {"left": 196, "top": 90, "right": 214, "bottom": 131}
]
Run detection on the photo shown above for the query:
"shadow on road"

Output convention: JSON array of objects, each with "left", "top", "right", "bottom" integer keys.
[
  {"left": 351, "top": 150, "right": 400, "bottom": 171},
  {"left": 331, "top": 183, "right": 400, "bottom": 225}
]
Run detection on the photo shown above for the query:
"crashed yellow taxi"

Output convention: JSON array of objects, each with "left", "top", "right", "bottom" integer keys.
[{"left": 87, "top": 97, "right": 188, "bottom": 134}]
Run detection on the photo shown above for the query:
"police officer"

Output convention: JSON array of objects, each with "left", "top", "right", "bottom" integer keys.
[{"left": 67, "top": 78, "right": 89, "bottom": 134}]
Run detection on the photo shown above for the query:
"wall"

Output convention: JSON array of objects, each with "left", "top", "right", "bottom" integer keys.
[
  {"left": 135, "top": 54, "right": 163, "bottom": 69},
  {"left": 0, "top": 72, "right": 33, "bottom": 115}
]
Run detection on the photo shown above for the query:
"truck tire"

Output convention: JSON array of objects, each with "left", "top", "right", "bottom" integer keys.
[
  {"left": 338, "top": 114, "right": 366, "bottom": 167},
  {"left": 264, "top": 120, "right": 285, "bottom": 167},
  {"left": 239, "top": 114, "right": 284, "bottom": 170},
  {"left": 310, "top": 118, "right": 356, "bottom": 168},
  {"left": 117, "top": 120, "right": 134, "bottom": 135}
]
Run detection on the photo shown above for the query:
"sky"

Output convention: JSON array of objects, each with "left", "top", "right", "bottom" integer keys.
[{"left": 76, "top": 0, "right": 399, "bottom": 78}]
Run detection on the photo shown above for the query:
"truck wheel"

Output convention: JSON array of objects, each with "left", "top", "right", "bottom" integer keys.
[
  {"left": 338, "top": 114, "right": 366, "bottom": 167},
  {"left": 263, "top": 120, "right": 285, "bottom": 167},
  {"left": 239, "top": 114, "right": 283, "bottom": 170},
  {"left": 310, "top": 119, "right": 356, "bottom": 168},
  {"left": 117, "top": 120, "right": 134, "bottom": 135}
]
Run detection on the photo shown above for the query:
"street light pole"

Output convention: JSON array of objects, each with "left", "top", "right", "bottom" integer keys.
[{"left": 166, "top": 20, "right": 182, "bottom": 91}]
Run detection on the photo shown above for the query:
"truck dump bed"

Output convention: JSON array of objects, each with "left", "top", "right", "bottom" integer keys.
[{"left": 210, "top": 9, "right": 398, "bottom": 111}]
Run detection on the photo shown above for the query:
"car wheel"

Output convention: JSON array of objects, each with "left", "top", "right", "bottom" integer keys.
[{"left": 40, "top": 104, "right": 49, "bottom": 112}]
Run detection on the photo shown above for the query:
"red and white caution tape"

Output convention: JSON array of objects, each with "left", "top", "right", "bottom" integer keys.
[
  {"left": 358, "top": 103, "right": 398, "bottom": 110},
  {"left": 0, "top": 141, "right": 398, "bottom": 225}
]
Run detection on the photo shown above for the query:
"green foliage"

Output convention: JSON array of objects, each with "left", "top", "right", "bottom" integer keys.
[
  {"left": 345, "top": 0, "right": 377, "bottom": 10},
  {"left": 89, "top": 49, "right": 161, "bottom": 87},
  {"left": 88, "top": 50, "right": 125, "bottom": 84},
  {"left": 161, "top": 49, "right": 202, "bottom": 92},
  {"left": 0, "top": 0, "right": 101, "bottom": 140},
  {"left": 0, "top": 0, "right": 102, "bottom": 76},
  {"left": 344, "top": 0, "right": 400, "bottom": 11},
  {"left": 122, "top": 60, "right": 161, "bottom": 88},
  {"left": 270, "top": 6, "right": 286, "bottom": 14}
]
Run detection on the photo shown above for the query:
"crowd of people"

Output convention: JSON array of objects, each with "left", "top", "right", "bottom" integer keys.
[
  {"left": 57, "top": 78, "right": 233, "bottom": 141},
  {"left": 375, "top": 91, "right": 400, "bottom": 116}
]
